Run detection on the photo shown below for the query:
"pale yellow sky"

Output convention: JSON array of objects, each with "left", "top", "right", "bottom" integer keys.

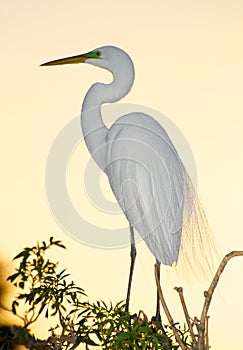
[{"left": 1, "top": 1, "right": 243, "bottom": 348}]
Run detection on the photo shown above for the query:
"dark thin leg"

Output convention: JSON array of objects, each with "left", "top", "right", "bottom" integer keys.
[
  {"left": 155, "top": 260, "right": 161, "bottom": 323},
  {"left": 125, "top": 225, "right": 137, "bottom": 312}
]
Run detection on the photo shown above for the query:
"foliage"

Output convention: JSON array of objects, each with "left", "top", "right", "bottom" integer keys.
[
  {"left": 85, "top": 301, "right": 191, "bottom": 349},
  {"left": 2, "top": 238, "right": 192, "bottom": 349},
  {"left": 0, "top": 326, "right": 14, "bottom": 350}
]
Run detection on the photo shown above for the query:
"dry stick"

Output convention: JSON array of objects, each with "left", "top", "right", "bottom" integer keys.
[
  {"left": 198, "top": 250, "right": 243, "bottom": 349},
  {"left": 205, "top": 316, "right": 209, "bottom": 350},
  {"left": 154, "top": 265, "right": 187, "bottom": 350},
  {"left": 174, "top": 287, "right": 197, "bottom": 346},
  {"left": 0, "top": 303, "right": 25, "bottom": 323},
  {"left": 137, "top": 309, "right": 148, "bottom": 321},
  {"left": 193, "top": 317, "right": 200, "bottom": 334}
]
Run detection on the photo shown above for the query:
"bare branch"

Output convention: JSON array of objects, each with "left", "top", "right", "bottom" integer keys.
[
  {"left": 174, "top": 287, "right": 197, "bottom": 346},
  {"left": 201, "top": 251, "right": 243, "bottom": 322},
  {"left": 0, "top": 303, "right": 25, "bottom": 322},
  {"left": 137, "top": 309, "right": 148, "bottom": 321},
  {"left": 154, "top": 264, "right": 188, "bottom": 350},
  {"left": 198, "top": 250, "right": 243, "bottom": 349},
  {"left": 205, "top": 316, "right": 209, "bottom": 350}
]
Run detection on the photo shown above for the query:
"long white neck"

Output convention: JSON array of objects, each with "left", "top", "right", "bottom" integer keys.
[{"left": 81, "top": 58, "right": 135, "bottom": 170}]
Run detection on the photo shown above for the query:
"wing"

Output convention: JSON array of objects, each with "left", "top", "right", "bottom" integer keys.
[{"left": 106, "top": 113, "right": 192, "bottom": 265}]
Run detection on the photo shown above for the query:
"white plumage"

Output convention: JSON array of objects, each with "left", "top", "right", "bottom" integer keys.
[
  {"left": 41, "top": 45, "right": 212, "bottom": 316},
  {"left": 106, "top": 112, "right": 187, "bottom": 265}
]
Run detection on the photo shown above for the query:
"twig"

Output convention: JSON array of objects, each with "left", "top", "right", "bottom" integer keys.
[
  {"left": 205, "top": 316, "right": 209, "bottom": 350},
  {"left": 174, "top": 287, "right": 197, "bottom": 346},
  {"left": 198, "top": 250, "right": 243, "bottom": 349},
  {"left": 200, "top": 251, "right": 243, "bottom": 322},
  {"left": 137, "top": 309, "right": 148, "bottom": 321},
  {"left": 0, "top": 303, "right": 25, "bottom": 322},
  {"left": 154, "top": 264, "right": 188, "bottom": 350},
  {"left": 0, "top": 303, "right": 12, "bottom": 313}
]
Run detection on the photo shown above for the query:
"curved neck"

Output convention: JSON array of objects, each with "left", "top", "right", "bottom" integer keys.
[{"left": 81, "top": 60, "right": 135, "bottom": 170}]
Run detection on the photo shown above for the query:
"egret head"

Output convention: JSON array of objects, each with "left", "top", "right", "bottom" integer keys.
[{"left": 40, "top": 46, "right": 134, "bottom": 77}]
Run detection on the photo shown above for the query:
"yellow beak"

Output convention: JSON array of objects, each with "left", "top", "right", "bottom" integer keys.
[{"left": 40, "top": 54, "right": 87, "bottom": 66}]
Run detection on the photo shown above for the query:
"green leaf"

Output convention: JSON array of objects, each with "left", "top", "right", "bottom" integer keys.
[
  {"left": 11, "top": 300, "right": 19, "bottom": 315},
  {"left": 13, "top": 248, "right": 31, "bottom": 260},
  {"left": 7, "top": 272, "right": 19, "bottom": 283},
  {"left": 18, "top": 281, "right": 24, "bottom": 289}
]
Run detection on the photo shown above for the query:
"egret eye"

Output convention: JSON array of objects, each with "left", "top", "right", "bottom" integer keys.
[{"left": 96, "top": 51, "right": 102, "bottom": 57}]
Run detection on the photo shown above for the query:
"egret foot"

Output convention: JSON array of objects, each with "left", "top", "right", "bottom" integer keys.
[{"left": 154, "top": 311, "right": 162, "bottom": 324}]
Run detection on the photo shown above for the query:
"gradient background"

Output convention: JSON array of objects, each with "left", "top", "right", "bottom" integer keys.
[{"left": 1, "top": 1, "right": 243, "bottom": 348}]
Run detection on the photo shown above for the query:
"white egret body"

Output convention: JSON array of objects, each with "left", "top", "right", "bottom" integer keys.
[
  {"left": 80, "top": 46, "right": 188, "bottom": 266},
  {"left": 41, "top": 46, "right": 207, "bottom": 318}
]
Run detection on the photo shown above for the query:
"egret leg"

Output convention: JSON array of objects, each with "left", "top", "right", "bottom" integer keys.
[
  {"left": 125, "top": 225, "right": 137, "bottom": 312},
  {"left": 155, "top": 260, "right": 161, "bottom": 323}
]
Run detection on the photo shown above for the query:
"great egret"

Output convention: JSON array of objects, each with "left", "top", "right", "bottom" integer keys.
[{"left": 41, "top": 46, "right": 212, "bottom": 321}]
